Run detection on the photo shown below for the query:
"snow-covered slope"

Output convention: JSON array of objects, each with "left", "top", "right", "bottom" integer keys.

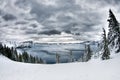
[{"left": 0, "top": 53, "right": 120, "bottom": 80}]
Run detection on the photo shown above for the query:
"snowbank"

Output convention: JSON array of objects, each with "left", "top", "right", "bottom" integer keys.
[{"left": 0, "top": 54, "right": 120, "bottom": 80}]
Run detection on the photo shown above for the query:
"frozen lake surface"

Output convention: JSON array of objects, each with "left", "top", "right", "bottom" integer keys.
[{"left": 17, "top": 43, "right": 98, "bottom": 64}]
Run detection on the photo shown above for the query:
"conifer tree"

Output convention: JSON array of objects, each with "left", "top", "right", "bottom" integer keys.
[
  {"left": 56, "top": 53, "right": 60, "bottom": 63},
  {"left": 0, "top": 43, "right": 2, "bottom": 49},
  {"left": 87, "top": 45, "right": 92, "bottom": 61},
  {"left": 107, "top": 9, "right": 120, "bottom": 53},
  {"left": 83, "top": 44, "right": 92, "bottom": 62},
  {"left": 0, "top": 43, "right": 3, "bottom": 54},
  {"left": 18, "top": 54, "right": 23, "bottom": 62},
  {"left": 39, "top": 58, "right": 44, "bottom": 63},
  {"left": 101, "top": 28, "right": 110, "bottom": 60},
  {"left": 14, "top": 49, "right": 18, "bottom": 61},
  {"left": 11, "top": 47, "right": 16, "bottom": 61}
]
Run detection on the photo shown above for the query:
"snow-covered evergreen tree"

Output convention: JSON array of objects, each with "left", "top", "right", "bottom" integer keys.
[
  {"left": 107, "top": 9, "right": 120, "bottom": 53},
  {"left": 101, "top": 28, "right": 110, "bottom": 60},
  {"left": 83, "top": 44, "right": 92, "bottom": 62}
]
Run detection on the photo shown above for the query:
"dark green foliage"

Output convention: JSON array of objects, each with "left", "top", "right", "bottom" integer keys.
[
  {"left": 0, "top": 44, "right": 13, "bottom": 59},
  {"left": 22, "top": 51, "right": 29, "bottom": 62},
  {"left": 18, "top": 54, "right": 23, "bottom": 62},
  {"left": 108, "top": 9, "right": 119, "bottom": 28},
  {"left": 11, "top": 47, "right": 18, "bottom": 61},
  {"left": 0, "top": 43, "right": 2, "bottom": 49},
  {"left": 107, "top": 9, "right": 120, "bottom": 53},
  {"left": 0, "top": 43, "right": 44, "bottom": 64},
  {"left": 101, "top": 28, "right": 110, "bottom": 60},
  {"left": 14, "top": 49, "right": 18, "bottom": 61},
  {"left": 20, "top": 51, "right": 44, "bottom": 64}
]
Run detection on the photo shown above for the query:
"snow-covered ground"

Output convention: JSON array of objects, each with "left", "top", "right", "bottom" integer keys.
[{"left": 0, "top": 53, "right": 120, "bottom": 80}]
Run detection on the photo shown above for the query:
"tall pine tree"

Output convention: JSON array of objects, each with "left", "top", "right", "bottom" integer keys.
[
  {"left": 107, "top": 9, "right": 120, "bottom": 53},
  {"left": 101, "top": 28, "right": 110, "bottom": 60}
]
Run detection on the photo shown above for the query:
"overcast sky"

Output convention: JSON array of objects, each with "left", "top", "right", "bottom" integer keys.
[{"left": 0, "top": 0, "right": 120, "bottom": 42}]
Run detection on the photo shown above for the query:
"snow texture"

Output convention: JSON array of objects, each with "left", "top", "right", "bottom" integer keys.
[{"left": 0, "top": 53, "right": 120, "bottom": 80}]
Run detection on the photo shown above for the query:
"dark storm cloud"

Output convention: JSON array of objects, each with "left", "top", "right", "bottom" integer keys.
[
  {"left": 38, "top": 29, "right": 61, "bottom": 35},
  {"left": 14, "top": 0, "right": 30, "bottom": 11},
  {"left": 2, "top": 13, "right": 17, "bottom": 21},
  {"left": 25, "top": 29, "right": 37, "bottom": 34},
  {"left": 19, "top": 27, "right": 27, "bottom": 30},
  {"left": 1, "top": 0, "right": 120, "bottom": 41},
  {"left": 30, "top": 1, "right": 56, "bottom": 22},
  {"left": 29, "top": 0, "right": 103, "bottom": 35},
  {"left": 29, "top": 0, "right": 79, "bottom": 23},
  {"left": 101, "top": 0, "right": 120, "bottom": 5},
  {"left": 82, "top": 0, "right": 120, "bottom": 6},
  {"left": 67, "top": 13, "right": 101, "bottom": 31},
  {"left": 15, "top": 21, "right": 28, "bottom": 25},
  {"left": 30, "top": 24, "right": 38, "bottom": 28},
  {"left": 24, "top": 0, "right": 120, "bottom": 38},
  {"left": 56, "top": 0, "right": 79, "bottom": 11}
]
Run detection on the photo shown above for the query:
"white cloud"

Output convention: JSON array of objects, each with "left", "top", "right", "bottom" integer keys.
[{"left": 0, "top": 0, "right": 120, "bottom": 42}]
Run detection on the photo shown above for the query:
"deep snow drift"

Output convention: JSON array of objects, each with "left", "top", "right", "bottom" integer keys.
[{"left": 0, "top": 53, "right": 120, "bottom": 80}]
